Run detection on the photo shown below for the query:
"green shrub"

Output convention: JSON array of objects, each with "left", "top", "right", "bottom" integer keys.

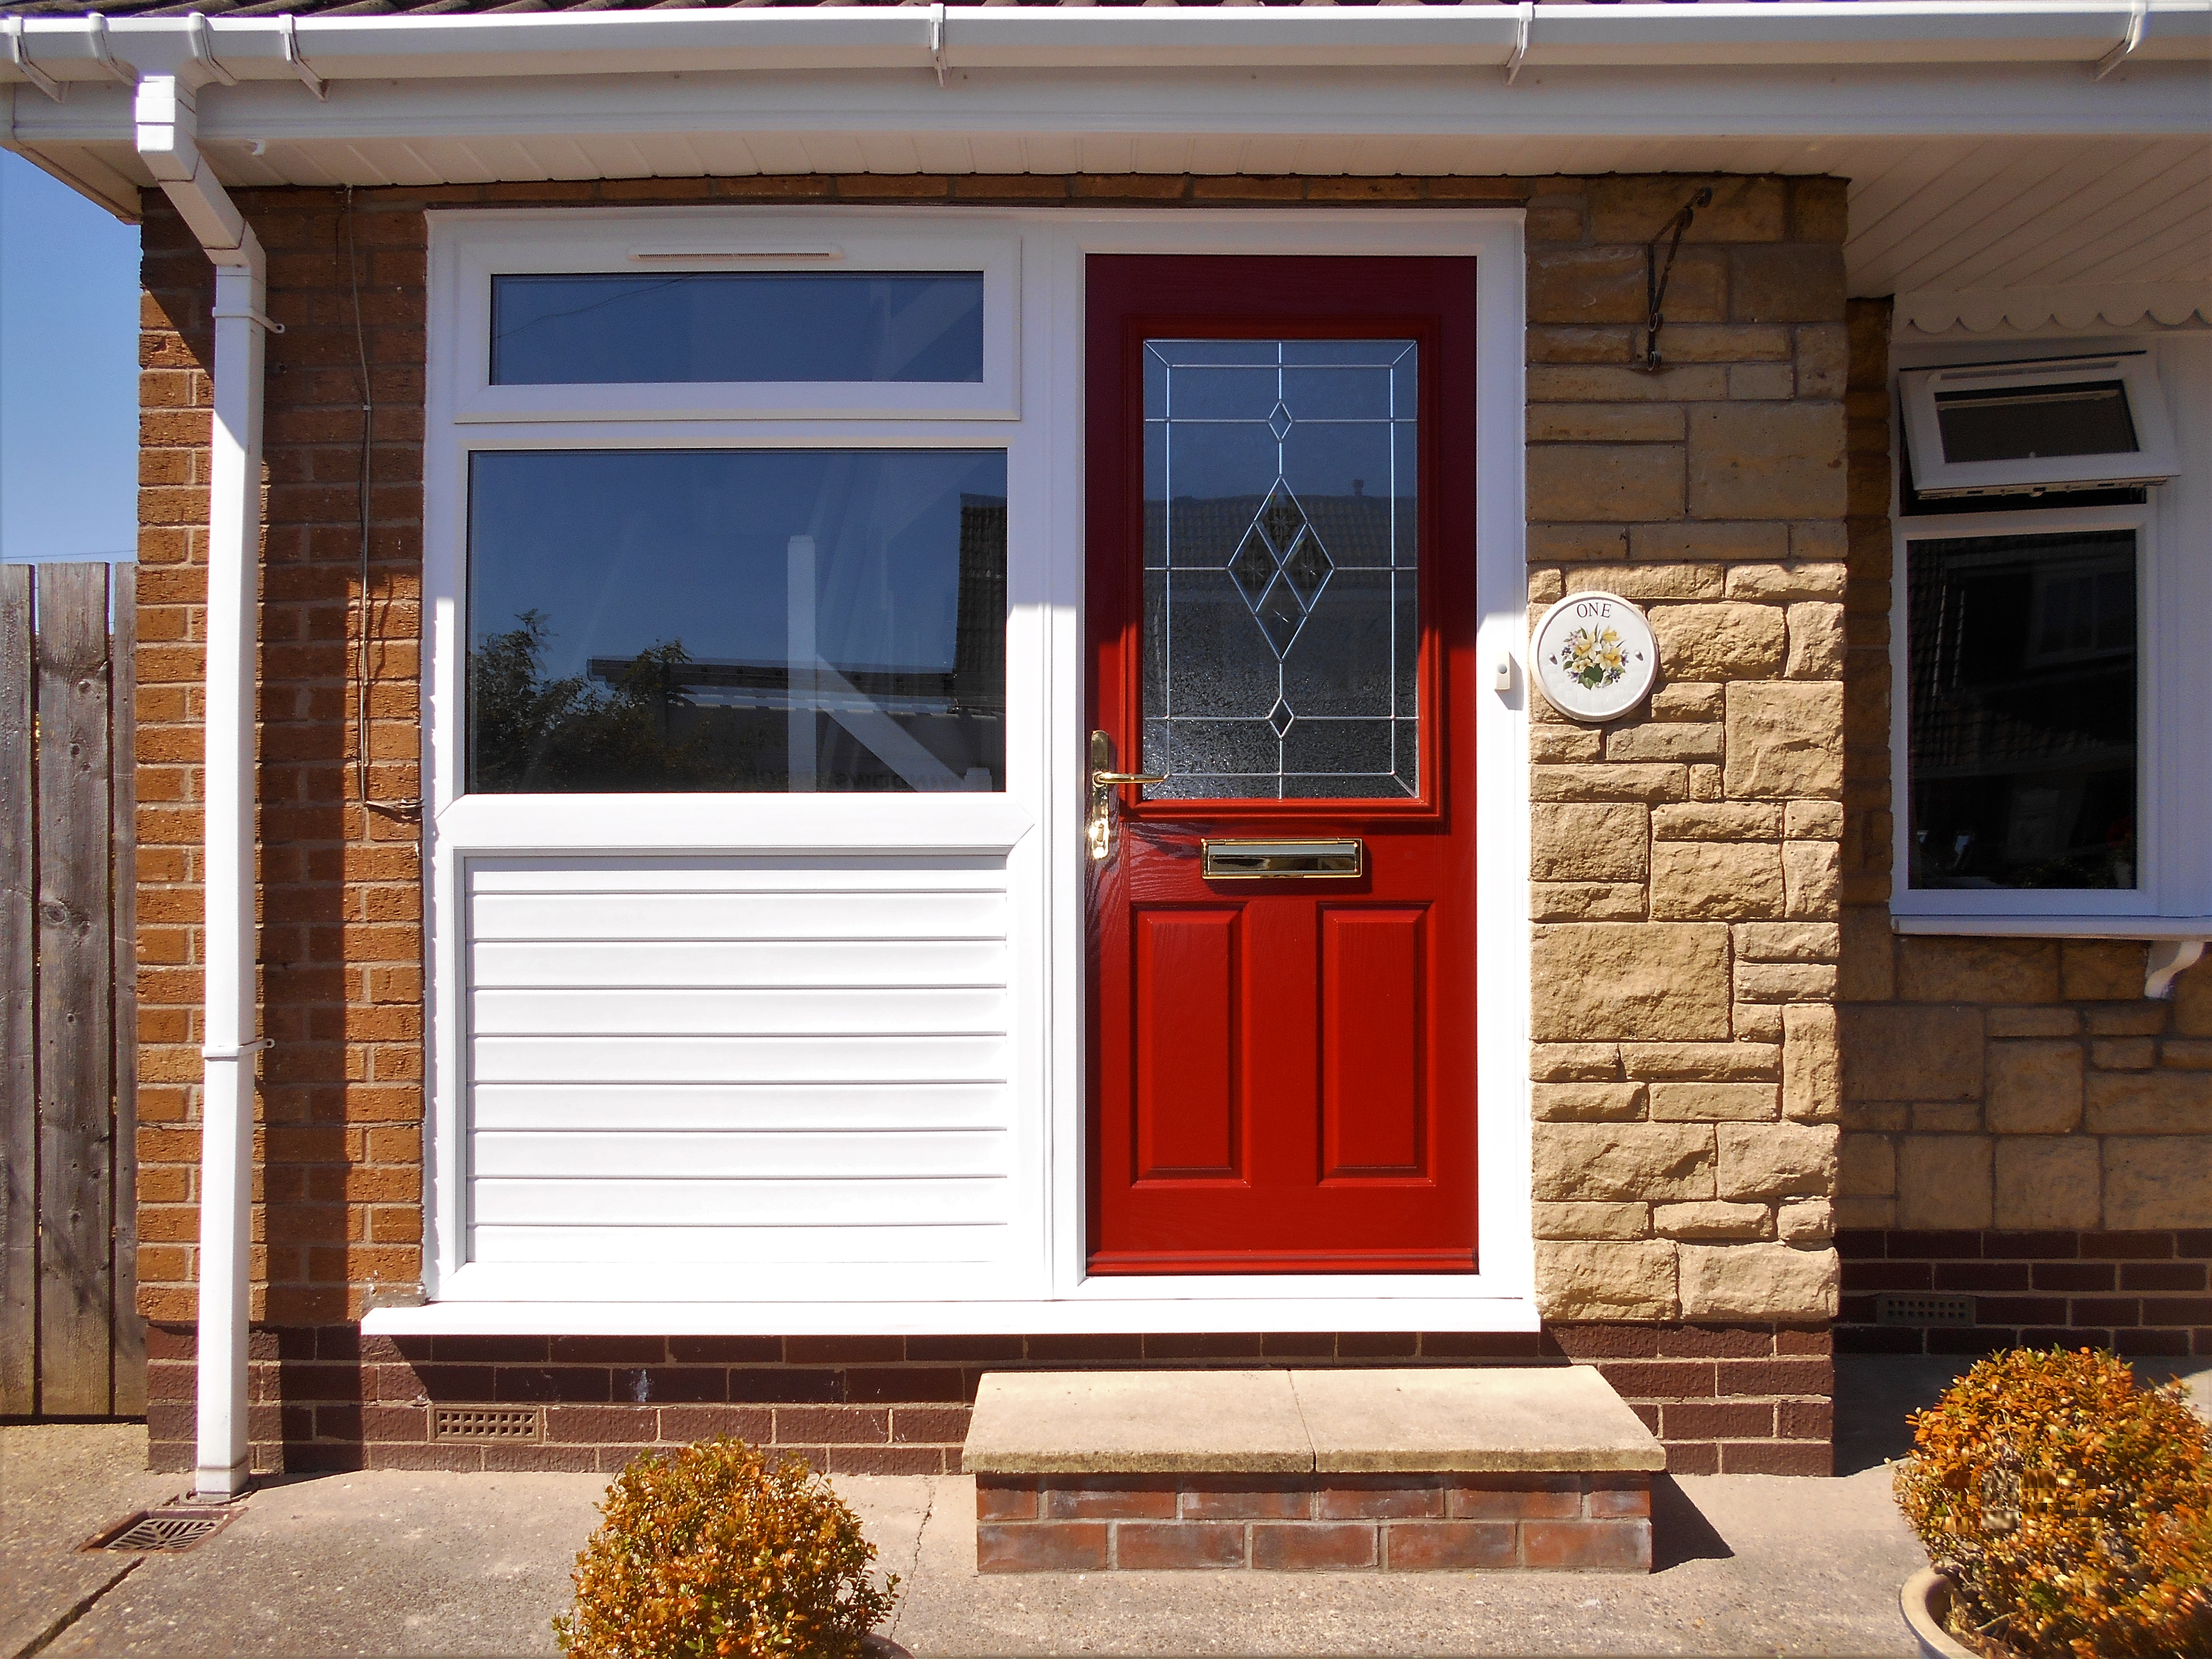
[
  {"left": 554, "top": 1436, "right": 899, "bottom": 1659},
  {"left": 1893, "top": 1347, "right": 2212, "bottom": 1659}
]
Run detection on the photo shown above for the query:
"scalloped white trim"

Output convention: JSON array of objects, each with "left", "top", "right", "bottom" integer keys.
[{"left": 1899, "top": 283, "right": 2212, "bottom": 335}]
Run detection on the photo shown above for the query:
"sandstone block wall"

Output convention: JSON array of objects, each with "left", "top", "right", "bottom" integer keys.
[{"left": 1523, "top": 175, "right": 1849, "bottom": 1328}]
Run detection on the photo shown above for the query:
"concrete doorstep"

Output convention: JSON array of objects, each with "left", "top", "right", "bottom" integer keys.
[{"left": 3, "top": 1419, "right": 1929, "bottom": 1657}]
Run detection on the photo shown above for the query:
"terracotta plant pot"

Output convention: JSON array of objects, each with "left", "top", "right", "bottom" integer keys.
[
  {"left": 862, "top": 1635, "right": 914, "bottom": 1659},
  {"left": 1900, "top": 1568, "right": 1979, "bottom": 1659}
]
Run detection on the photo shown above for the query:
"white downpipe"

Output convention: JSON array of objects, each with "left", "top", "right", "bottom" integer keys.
[{"left": 136, "top": 72, "right": 267, "bottom": 1502}]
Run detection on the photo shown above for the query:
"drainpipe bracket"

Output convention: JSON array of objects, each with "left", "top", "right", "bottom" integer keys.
[
  {"left": 2146, "top": 938, "right": 2206, "bottom": 1001},
  {"left": 210, "top": 304, "right": 286, "bottom": 335},
  {"left": 200, "top": 1037, "right": 274, "bottom": 1061}
]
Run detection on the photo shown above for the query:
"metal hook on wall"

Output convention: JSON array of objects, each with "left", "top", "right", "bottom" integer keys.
[{"left": 1641, "top": 185, "right": 1712, "bottom": 373}]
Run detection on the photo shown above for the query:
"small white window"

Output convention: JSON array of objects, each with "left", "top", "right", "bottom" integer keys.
[
  {"left": 1892, "top": 334, "right": 2212, "bottom": 930},
  {"left": 1900, "top": 352, "right": 2179, "bottom": 499}
]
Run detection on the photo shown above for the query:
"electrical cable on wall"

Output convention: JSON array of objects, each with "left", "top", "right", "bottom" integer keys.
[{"left": 343, "top": 187, "right": 421, "bottom": 819}]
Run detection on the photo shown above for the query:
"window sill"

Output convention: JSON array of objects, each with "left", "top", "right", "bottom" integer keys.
[
  {"left": 360, "top": 1294, "right": 1544, "bottom": 1339},
  {"left": 1890, "top": 915, "right": 2211, "bottom": 941}
]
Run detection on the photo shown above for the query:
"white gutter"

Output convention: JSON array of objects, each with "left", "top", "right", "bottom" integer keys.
[
  {"left": 3, "top": 3, "right": 2206, "bottom": 91},
  {"left": 134, "top": 70, "right": 268, "bottom": 1504}
]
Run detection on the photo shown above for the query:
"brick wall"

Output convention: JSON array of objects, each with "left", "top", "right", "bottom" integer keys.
[
  {"left": 137, "top": 186, "right": 428, "bottom": 1332},
  {"left": 135, "top": 169, "right": 1842, "bottom": 1477},
  {"left": 1521, "top": 175, "right": 1849, "bottom": 1334},
  {"left": 1828, "top": 293, "right": 2212, "bottom": 1358},
  {"left": 143, "top": 1323, "right": 1828, "bottom": 1477}
]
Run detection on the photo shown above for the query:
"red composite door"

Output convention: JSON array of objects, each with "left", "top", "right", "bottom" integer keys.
[{"left": 1085, "top": 255, "right": 1481, "bottom": 1274}]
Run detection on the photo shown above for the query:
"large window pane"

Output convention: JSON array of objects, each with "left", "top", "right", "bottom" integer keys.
[
  {"left": 1907, "top": 528, "right": 2137, "bottom": 889},
  {"left": 467, "top": 450, "right": 1006, "bottom": 793},
  {"left": 490, "top": 272, "right": 986, "bottom": 385},
  {"left": 1140, "top": 338, "right": 1419, "bottom": 800}
]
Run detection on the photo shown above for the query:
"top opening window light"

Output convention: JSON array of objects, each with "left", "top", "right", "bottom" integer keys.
[
  {"left": 1900, "top": 354, "right": 2178, "bottom": 500},
  {"left": 490, "top": 270, "right": 985, "bottom": 386}
]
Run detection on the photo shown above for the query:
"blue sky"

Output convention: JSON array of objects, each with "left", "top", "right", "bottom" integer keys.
[{"left": 0, "top": 150, "right": 142, "bottom": 564}]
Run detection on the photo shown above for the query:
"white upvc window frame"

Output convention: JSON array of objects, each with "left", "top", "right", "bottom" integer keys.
[
  {"left": 389, "top": 204, "right": 1533, "bottom": 1340},
  {"left": 1889, "top": 331, "right": 2212, "bottom": 945},
  {"left": 1898, "top": 350, "right": 2180, "bottom": 500},
  {"left": 447, "top": 223, "right": 1023, "bottom": 424}
]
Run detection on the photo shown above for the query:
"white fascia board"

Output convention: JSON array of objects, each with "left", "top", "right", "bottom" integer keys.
[
  {"left": 13, "top": 62, "right": 2210, "bottom": 161},
  {"left": 3, "top": 4, "right": 2207, "bottom": 91}
]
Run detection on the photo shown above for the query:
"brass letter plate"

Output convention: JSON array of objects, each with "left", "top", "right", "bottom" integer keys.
[{"left": 1200, "top": 838, "right": 1364, "bottom": 880}]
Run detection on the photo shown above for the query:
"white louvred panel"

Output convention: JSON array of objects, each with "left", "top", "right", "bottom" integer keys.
[{"left": 462, "top": 854, "right": 1016, "bottom": 1274}]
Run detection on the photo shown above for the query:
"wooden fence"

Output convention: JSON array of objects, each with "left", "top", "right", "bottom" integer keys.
[{"left": 1, "top": 561, "right": 142, "bottom": 1419}]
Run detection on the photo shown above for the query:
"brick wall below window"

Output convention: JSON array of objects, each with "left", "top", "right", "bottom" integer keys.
[
  {"left": 143, "top": 1323, "right": 1832, "bottom": 1477},
  {"left": 1837, "top": 1228, "right": 2212, "bottom": 1355}
]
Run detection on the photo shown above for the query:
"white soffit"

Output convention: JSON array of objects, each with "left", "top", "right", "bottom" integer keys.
[{"left": 3, "top": 6, "right": 2206, "bottom": 322}]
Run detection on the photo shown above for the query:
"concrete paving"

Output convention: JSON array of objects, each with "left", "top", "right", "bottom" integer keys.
[
  {"left": 24, "top": 1357, "right": 2207, "bottom": 1658},
  {"left": 7, "top": 1424, "right": 1925, "bottom": 1658}
]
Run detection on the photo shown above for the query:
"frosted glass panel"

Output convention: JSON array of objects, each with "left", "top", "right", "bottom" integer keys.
[{"left": 1141, "top": 339, "right": 1418, "bottom": 800}]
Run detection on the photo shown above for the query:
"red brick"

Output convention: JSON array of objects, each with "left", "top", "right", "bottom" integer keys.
[
  {"left": 1586, "top": 1479, "right": 1651, "bottom": 1519},
  {"left": 1179, "top": 1479, "right": 1313, "bottom": 1520},
  {"left": 828, "top": 1445, "right": 944, "bottom": 1477},
  {"left": 1042, "top": 1477, "right": 1178, "bottom": 1520},
  {"left": 1252, "top": 1522, "right": 1378, "bottom": 1571},
  {"left": 544, "top": 1405, "right": 656, "bottom": 1445},
  {"left": 783, "top": 1335, "right": 905, "bottom": 1364},
  {"left": 1663, "top": 1401, "right": 1774, "bottom": 1440},
  {"left": 1719, "top": 1440, "right": 1832, "bottom": 1476},
  {"left": 1449, "top": 1476, "right": 1580, "bottom": 1521},
  {"left": 976, "top": 1479, "right": 1040, "bottom": 1522},
  {"left": 656, "top": 1405, "right": 774, "bottom": 1443},
  {"left": 1523, "top": 1519, "right": 1651, "bottom": 1572},
  {"left": 1317, "top": 1478, "right": 1444, "bottom": 1520},
  {"left": 890, "top": 1405, "right": 972, "bottom": 1444},
  {"left": 1656, "top": 1325, "right": 1774, "bottom": 1359},
  {"left": 1115, "top": 1522, "right": 1248, "bottom": 1570},
  {"left": 772, "top": 1406, "right": 885, "bottom": 1445},
  {"left": 1383, "top": 1521, "right": 1516, "bottom": 1571}
]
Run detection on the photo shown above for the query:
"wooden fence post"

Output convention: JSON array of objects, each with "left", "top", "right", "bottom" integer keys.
[
  {"left": 36, "top": 561, "right": 118, "bottom": 1417},
  {"left": 0, "top": 566, "right": 33, "bottom": 1418}
]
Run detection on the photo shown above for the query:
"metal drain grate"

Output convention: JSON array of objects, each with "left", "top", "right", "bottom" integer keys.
[
  {"left": 97, "top": 1508, "right": 233, "bottom": 1553},
  {"left": 432, "top": 1405, "right": 543, "bottom": 1443},
  {"left": 1877, "top": 1291, "right": 1975, "bottom": 1327}
]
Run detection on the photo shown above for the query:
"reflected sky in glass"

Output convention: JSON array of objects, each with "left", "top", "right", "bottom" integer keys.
[{"left": 491, "top": 272, "right": 985, "bottom": 385}]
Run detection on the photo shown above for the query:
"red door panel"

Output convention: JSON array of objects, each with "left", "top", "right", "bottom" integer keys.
[
  {"left": 1133, "top": 908, "right": 1241, "bottom": 1182},
  {"left": 1086, "top": 254, "right": 1480, "bottom": 1276},
  {"left": 1320, "top": 907, "right": 1427, "bottom": 1181}
]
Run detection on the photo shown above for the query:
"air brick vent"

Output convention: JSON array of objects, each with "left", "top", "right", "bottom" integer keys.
[
  {"left": 1876, "top": 1292, "right": 1975, "bottom": 1327},
  {"left": 432, "top": 1405, "right": 544, "bottom": 1443}
]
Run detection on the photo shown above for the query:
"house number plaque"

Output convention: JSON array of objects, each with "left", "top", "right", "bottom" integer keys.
[{"left": 1531, "top": 591, "right": 1659, "bottom": 724}]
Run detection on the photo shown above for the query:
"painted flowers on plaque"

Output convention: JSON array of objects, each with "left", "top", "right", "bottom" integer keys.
[{"left": 1531, "top": 591, "right": 1658, "bottom": 724}]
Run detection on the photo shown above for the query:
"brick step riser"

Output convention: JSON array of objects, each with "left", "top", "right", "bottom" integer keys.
[{"left": 977, "top": 1474, "right": 1652, "bottom": 1572}]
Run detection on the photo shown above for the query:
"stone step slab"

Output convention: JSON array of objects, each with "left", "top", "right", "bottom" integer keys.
[
  {"left": 963, "top": 1367, "right": 1665, "bottom": 1574},
  {"left": 963, "top": 1366, "right": 1666, "bottom": 1476}
]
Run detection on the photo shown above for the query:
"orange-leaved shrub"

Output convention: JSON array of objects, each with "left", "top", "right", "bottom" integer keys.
[
  {"left": 553, "top": 1436, "right": 899, "bottom": 1659},
  {"left": 1893, "top": 1347, "right": 2212, "bottom": 1659}
]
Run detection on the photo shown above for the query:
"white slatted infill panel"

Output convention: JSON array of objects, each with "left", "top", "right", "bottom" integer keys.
[{"left": 461, "top": 855, "right": 1015, "bottom": 1285}]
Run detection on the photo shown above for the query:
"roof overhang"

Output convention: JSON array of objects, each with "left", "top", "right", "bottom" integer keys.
[{"left": 5, "top": 3, "right": 2208, "bottom": 327}]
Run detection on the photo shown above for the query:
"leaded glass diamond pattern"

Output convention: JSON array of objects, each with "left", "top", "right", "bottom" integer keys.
[
  {"left": 1233, "top": 481, "right": 1334, "bottom": 659},
  {"left": 1141, "top": 337, "right": 1419, "bottom": 800}
]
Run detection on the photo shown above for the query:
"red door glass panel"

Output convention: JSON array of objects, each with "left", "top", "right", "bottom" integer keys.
[{"left": 1086, "top": 255, "right": 1480, "bottom": 1275}]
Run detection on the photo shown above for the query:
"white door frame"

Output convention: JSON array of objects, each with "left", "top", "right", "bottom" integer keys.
[{"left": 379, "top": 204, "right": 1534, "bottom": 1338}]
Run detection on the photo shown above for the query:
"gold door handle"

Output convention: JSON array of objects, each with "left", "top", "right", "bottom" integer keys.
[{"left": 1087, "top": 732, "right": 1164, "bottom": 862}]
